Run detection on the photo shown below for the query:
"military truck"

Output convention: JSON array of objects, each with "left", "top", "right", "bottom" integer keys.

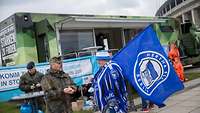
[
  {"left": 178, "top": 22, "right": 200, "bottom": 66},
  {"left": 0, "top": 13, "right": 176, "bottom": 66}
]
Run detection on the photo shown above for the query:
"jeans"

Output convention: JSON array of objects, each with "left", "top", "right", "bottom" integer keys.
[{"left": 141, "top": 98, "right": 148, "bottom": 109}]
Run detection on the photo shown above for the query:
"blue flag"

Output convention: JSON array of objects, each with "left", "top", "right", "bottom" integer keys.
[{"left": 112, "top": 25, "right": 184, "bottom": 106}]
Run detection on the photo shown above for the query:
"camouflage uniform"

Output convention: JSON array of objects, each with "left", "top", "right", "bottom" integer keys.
[
  {"left": 19, "top": 71, "right": 44, "bottom": 93},
  {"left": 41, "top": 69, "right": 76, "bottom": 113},
  {"left": 19, "top": 71, "right": 45, "bottom": 111}
]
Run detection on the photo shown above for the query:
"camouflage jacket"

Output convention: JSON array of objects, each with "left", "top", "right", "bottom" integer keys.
[
  {"left": 41, "top": 69, "right": 77, "bottom": 113},
  {"left": 19, "top": 71, "right": 44, "bottom": 93}
]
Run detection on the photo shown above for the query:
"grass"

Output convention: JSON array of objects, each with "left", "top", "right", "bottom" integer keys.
[
  {"left": 0, "top": 102, "right": 19, "bottom": 113},
  {"left": 185, "top": 72, "right": 200, "bottom": 81},
  {"left": 0, "top": 101, "right": 93, "bottom": 113},
  {"left": 0, "top": 101, "right": 94, "bottom": 113},
  {"left": 73, "top": 110, "right": 93, "bottom": 113},
  {"left": 0, "top": 72, "right": 200, "bottom": 113}
]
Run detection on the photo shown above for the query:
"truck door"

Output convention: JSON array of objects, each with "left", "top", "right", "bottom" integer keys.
[
  {"left": 181, "top": 22, "right": 199, "bottom": 56},
  {"left": 36, "top": 34, "right": 49, "bottom": 62},
  {"left": 34, "top": 19, "right": 51, "bottom": 62}
]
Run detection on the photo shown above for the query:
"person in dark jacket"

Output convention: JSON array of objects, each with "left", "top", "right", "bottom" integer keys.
[
  {"left": 19, "top": 61, "right": 45, "bottom": 111},
  {"left": 41, "top": 56, "right": 77, "bottom": 113},
  {"left": 19, "top": 61, "right": 44, "bottom": 92}
]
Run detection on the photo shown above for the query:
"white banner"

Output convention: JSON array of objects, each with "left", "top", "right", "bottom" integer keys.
[
  {"left": 63, "top": 59, "right": 92, "bottom": 77},
  {"left": 0, "top": 68, "right": 26, "bottom": 91},
  {"left": 0, "top": 57, "right": 93, "bottom": 92}
]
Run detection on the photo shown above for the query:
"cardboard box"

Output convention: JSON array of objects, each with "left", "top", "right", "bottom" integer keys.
[{"left": 72, "top": 100, "right": 84, "bottom": 111}]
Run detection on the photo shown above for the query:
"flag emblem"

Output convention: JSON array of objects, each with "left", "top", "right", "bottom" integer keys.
[
  {"left": 113, "top": 25, "right": 184, "bottom": 106},
  {"left": 134, "top": 51, "right": 170, "bottom": 96}
]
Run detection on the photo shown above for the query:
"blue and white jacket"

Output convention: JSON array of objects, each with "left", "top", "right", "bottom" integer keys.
[{"left": 93, "top": 61, "right": 128, "bottom": 113}]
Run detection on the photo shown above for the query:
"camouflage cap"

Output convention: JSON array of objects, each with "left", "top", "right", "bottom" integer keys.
[{"left": 49, "top": 56, "right": 62, "bottom": 64}]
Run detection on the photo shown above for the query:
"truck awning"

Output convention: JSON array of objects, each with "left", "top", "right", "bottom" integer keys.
[{"left": 55, "top": 16, "right": 167, "bottom": 30}]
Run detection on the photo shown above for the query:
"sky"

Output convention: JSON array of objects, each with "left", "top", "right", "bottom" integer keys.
[{"left": 0, "top": 0, "right": 167, "bottom": 22}]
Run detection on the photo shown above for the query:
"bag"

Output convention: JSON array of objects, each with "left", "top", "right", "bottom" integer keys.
[
  {"left": 20, "top": 103, "right": 32, "bottom": 113},
  {"left": 20, "top": 102, "right": 44, "bottom": 113}
]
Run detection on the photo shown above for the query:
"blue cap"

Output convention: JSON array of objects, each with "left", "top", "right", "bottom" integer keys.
[
  {"left": 96, "top": 51, "right": 111, "bottom": 60},
  {"left": 26, "top": 61, "right": 35, "bottom": 69}
]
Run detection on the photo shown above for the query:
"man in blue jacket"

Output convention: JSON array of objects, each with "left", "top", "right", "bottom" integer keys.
[{"left": 93, "top": 51, "right": 128, "bottom": 113}]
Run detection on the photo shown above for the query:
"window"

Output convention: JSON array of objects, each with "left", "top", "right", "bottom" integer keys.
[
  {"left": 166, "top": 4, "right": 170, "bottom": 12},
  {"left": 181, "top": 23, "right": 192, "bottom": 34},
  {"left": 59, "top": 30, "right": 94, "bottom": 55},
  {"left": 176, "top": 0, "right": 183, "bottom": 5},
  {"left": 171, "top": 0, "right": 176, "bottom": 8},
  {"left": 163, "top": 9, "right": 166, "bottom": 14},
  {"left": 160, "top": 26, "right": 174, "bottom": 32}
]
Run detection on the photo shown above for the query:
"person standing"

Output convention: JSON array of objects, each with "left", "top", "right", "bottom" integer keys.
[
  {"left": 173, "top": 57, "right": 185, "bottom": 82},
  {"left": 19, "top": 61, "right": 45, "bottom": 112},
  {"left": 140, "top": 98, "right": 155, "bottom": 112},
  {"left": 168, "top": 42, "right": 187, "bottom": 82},
  {"left": 93, "top": 51, "right": 128, "bottom": 113},
  {"left": 41, "top": 56, "right": 77, "bottom": 113},
  {"left": 19, "top": 61, "right": 44, "bottom": 93}
]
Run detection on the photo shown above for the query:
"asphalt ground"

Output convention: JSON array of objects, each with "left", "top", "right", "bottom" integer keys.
[{"left": 129, "top": 78, "right": 200, "bottom": 113}]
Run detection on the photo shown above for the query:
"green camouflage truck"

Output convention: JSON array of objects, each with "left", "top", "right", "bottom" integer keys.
[
  {"left": 0, "top": 13, "right": 199, "bottom": 66},
  {"left": 178, "top": 22, "right": 200, "bottom": 66}
]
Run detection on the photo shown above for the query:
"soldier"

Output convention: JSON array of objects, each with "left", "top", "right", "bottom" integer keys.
[
  {"left": 19, "top": 61, "right": 45, "bottom": 112},
  {"left": 41, "top": 56, "right": 77, "bottom": 113},
  {"left": 19, "top": 61, "right": 44, "bottom": 93}
]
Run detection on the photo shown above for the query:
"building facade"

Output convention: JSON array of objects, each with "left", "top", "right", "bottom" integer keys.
[{"left": 156, "top": 0, "right": 200, "bottom": 27}]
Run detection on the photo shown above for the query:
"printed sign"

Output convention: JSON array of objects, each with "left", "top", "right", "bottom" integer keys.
[
  {"left": 0, "top": 68, "right": 26, "bottom": 91},
  {"left": 63, "top": 59, "right": 92, "bottom": 77},
  {"left": 0, "top": 24, "right": 17, "bottom": 58},
  {"left": 0, "top": 56, "right": 95, "bottom": 92}
]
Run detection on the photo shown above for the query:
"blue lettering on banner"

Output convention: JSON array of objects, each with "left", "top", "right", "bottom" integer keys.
[
  {"left": 0, "top": 56, "right": 99, "bottom": 102},
  {"left": 1, "top": 81, "right": 7, "bottom": 86},
  {"left": 0, "top": 72, "right": 20, "bottom": 79}
]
